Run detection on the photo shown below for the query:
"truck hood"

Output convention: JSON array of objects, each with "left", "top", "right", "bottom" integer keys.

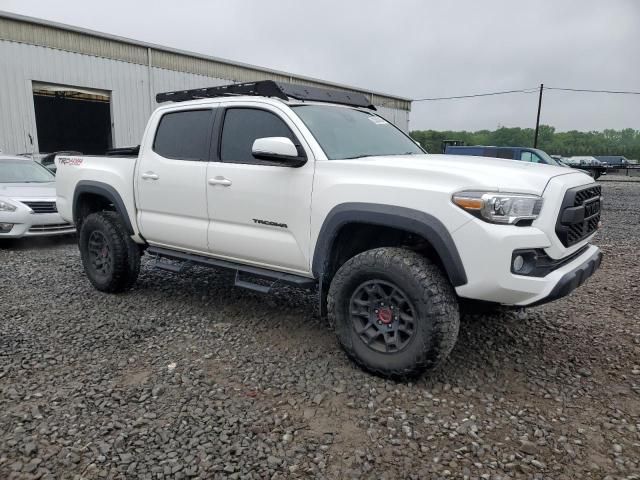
[
  {"left": 339, "top": 154, "right": 585, "bottom": 194},
  {"left": 0, "top": 182, "right": 56, "bottom": 200}
]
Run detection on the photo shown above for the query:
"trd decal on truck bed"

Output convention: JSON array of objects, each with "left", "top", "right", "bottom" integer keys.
[
  {"left": 252, "top": 219, "right": 288, "bottom": 228},
  {"left": 58, "top": 157, "right": 83, "bottom": 166}
]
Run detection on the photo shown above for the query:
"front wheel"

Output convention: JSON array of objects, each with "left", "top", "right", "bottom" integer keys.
[
  {"left": 79, "top": 211, "right": 141, "bottom": 293},
  {"left": 327, "top": 247, "right": 460, "bottom": 378}
]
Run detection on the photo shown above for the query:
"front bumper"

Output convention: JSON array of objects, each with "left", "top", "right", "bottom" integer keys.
[
  {"left": 527, "top": 247, "right": 602, "bottom": 306},
  {"left": 452, "top": 175, "right": 603, "bottom": 307},
  {"left": 0, "top": 211, "right": 75, "bottom": 238},
  {"left": 452, "top": 214, "right": 601, "bottom": 306}
]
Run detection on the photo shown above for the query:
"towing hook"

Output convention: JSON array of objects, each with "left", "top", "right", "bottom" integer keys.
[{"left": 515, "top": 307, "right": 528, "bottom": 321}]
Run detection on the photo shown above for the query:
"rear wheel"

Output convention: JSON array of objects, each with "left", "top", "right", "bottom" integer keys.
[
  {"left": 79, "top": 211, "right": 140, "bottom": 292},
  {"left": 328, "top": 247, "right": 460, "bottom": 378}
]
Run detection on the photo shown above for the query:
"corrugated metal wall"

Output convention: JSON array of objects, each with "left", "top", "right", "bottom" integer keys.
[
  {"left": 0, "top": 37, "right": 410, "bottom": 154},
  {"left": 0, "top": 40, "right": 148, "bottom": 152},
  {"left": 0, "top": 15, "right": 148, "bottom": 64},
  {"left": 0, "top": 15, "right": 411, "bottom": 110}
]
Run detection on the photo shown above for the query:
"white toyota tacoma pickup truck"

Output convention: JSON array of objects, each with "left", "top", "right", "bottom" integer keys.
[{"left": 56, "top": 81, "right": 602, "bottom": 377}]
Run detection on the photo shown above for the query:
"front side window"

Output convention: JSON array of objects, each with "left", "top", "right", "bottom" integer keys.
[
  {"left": 0, "top": 160, "right": 54, "bottom": 183},
  {"left": 292, "top": 105, "right": 422, "bottom": 160},
  {"left": 220, "top": 108, "right": 297, "bottom": 164},
  {"left": 153, "top": 109, "right": 213, "bottom": 161}
]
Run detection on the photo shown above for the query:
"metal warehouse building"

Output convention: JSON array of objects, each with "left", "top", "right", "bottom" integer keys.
[{"left": 0, "top": 11, "right": 411, "bottom": 155}]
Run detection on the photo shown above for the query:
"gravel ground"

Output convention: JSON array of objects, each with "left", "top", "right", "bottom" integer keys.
[{"left": 1, "top": 180, "right": 639, "bottom": 480}]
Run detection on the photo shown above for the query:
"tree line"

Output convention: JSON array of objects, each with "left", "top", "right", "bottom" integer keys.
[{"left": 409, "top": 126, "right": 640, "bottom": 159}]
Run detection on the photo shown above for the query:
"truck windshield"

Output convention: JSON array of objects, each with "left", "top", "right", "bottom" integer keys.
[
  {"left": 292, "top": 105, "right": 423, "bottom": 160},
  {"left": 0, "top": 160, "right": 55, "bottom": 183}
]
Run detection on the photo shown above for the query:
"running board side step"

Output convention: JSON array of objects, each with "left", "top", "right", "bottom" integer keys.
[
  {"left": 153, "top": 258, "right": 191, "bottom": 273},
  {"left": 147, "top": 246, "right": 317, "bottom": 293}
]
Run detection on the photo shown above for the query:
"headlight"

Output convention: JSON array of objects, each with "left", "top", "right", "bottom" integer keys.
[
  {"left": 452, "top": 191, "right": 543, "bottom": 225},
  {"left": 0, "top": 198, "right": 17, "bottom": 212}
]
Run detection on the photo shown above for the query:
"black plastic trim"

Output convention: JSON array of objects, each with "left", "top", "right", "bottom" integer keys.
[
  {"left": 73, "top": 181, "right": 134, "bottom": 235},
  {"left": 528, "top": 248, "right": 602, "bottom": 307},
  {"left": 555, "top": 184, "right": 601, "bottom": 247},
  {"left": 252, "top": 151, "right": 307, "bottom": 167},
  {"left": 312, "top": 203, "right": 467, "bottom": 287},
  {"left": 148, "top": 246, "right": 316, "bottom": 289},
  {"left": 511, "top": 246, "right": 589, "bottom": 277}
]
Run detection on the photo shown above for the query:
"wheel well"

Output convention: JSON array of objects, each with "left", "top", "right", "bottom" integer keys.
[
  {"left": 74, "top": 192, "right": 116, "bottom": 230},
  {"left": 325, "top": 223, "right": 445, "bottom": 282}
]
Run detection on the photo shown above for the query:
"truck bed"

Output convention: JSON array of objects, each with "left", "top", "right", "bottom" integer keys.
[{"left": 55, "top": 153, "right": 139, "bottom": 237}]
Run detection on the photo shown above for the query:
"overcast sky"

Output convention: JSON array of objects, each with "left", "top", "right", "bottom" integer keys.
[{"left": 2, "top": 0, "right": 639, "bottom": 131}]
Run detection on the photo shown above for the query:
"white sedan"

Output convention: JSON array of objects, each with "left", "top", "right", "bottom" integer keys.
[{"left": 0, "top": 155, "right": 75, "bottom": 238}]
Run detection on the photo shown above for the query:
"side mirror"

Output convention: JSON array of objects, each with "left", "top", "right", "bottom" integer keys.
[{"left": 252, "top": 137, "right": 306, "bottom": 167}]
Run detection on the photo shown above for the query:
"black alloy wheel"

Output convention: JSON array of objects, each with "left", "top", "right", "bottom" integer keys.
[
  {"left": 86, "top": 230, "right": 113, "bottom": 278},
  {"left": 350, "top": 280, "right": 417, "bottom": 354}
]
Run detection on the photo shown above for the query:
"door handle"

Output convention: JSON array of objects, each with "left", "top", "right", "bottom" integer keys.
[
  {"left": 141, "top": 172, "right": 159, "bottom": 180},
  {"left": 208, "top": 176, "right": 232, "bottom": 187}
]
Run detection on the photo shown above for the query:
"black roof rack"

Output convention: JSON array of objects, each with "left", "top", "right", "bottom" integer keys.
[{"left": 156, "top": 80, "right": 376, "bottom": 110}]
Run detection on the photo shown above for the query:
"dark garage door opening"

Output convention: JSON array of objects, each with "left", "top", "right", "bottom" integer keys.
[{"left": 32, "top": 83, "right": 112, "bottom": 155}]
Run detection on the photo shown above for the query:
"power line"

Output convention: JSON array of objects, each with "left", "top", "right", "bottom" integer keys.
[
  {"left": 412, "top": 87, "right": 538, "bottom": 102},
  {"left": 410, "top": 86, "right": 640, "bottom": 103},
  {"left": 546, "top": 87, "right": 640, "bottom": 95}
]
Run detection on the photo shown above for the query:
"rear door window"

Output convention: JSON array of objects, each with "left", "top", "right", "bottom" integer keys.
[{"left": 153, "top": 109, "right": 213, "bottom": 161}]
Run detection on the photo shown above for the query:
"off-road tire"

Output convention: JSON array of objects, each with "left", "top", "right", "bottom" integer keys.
[
  {"left": 79, "top": 211, "right": 141, "bottom": 293},
  {"left": 328, "top": 247, "right": 459, "bottom": 378}
]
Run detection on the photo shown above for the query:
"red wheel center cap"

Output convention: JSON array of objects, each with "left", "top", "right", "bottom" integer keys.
[
  {"left": 377, "top": 308, "right": 393, "bottom": 324},
  {"left": 101, "top": 247, "right": 108, "bottom": 258}
]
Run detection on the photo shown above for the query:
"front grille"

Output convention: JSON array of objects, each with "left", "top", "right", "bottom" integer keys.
[
  {"left": 574, "top": 185, "right": 601, "bottom": 205},
  {"left": 28, "top": 223, "right": 73, "bottom": 232},
  {"left": 22, "top": 201, "right": 57, "bottom": 213},
  {"left": 556, "top": 185, "right": 601, "bottom": 247}
]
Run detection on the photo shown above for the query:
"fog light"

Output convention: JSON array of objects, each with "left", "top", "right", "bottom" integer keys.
[
  {"left": 512, "top": 255, "right": 525, "bottom": 272},
  {"left": 0, "top": 223, "right": 14, "bottom": 233}
]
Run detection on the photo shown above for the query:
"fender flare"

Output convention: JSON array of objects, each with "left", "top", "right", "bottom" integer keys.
[
  {"left": 312, "top": 203, "right": 468, "bottom": 287},
  {"left": 73, "top": 180, "right": 134, "bottom": 235}
]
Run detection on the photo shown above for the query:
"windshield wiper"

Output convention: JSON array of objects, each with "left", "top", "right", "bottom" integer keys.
[
  {"left": 382, "top": 152, "right": 421, "bottom": 157},
  {"left": 342, "top": 154, "right": 372, "bottom": 160}
]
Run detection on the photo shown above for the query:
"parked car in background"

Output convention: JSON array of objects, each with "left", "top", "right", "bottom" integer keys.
[
  {"left": 0, "top": 155, "right": 75, "bottom": 238},
  {"left": 561, "top": 156, "right": 608, "bottom": 178},
  {"left": 445, "top": 146, "right": 606, "bottom": 179},
  {"left": 444, "top": 145, "right": 566, "bottom": 166},
  {"left": 595, "top": 155, "right": 629, "bottom": 167},
  {"left": 564, "top": 156, "right": 603, "bottom": 167}
]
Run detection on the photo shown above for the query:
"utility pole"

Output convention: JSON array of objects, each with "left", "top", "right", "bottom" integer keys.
[{"left": 533, "top": 83, "right": 544, "bottom": 148}]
